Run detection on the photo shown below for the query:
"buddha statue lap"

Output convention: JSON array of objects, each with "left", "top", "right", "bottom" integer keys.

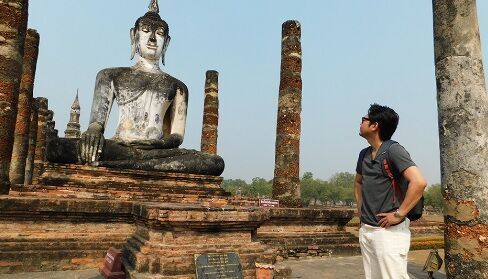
[{"left": 47, "top": 0, "right": 224, "bottom": 176}]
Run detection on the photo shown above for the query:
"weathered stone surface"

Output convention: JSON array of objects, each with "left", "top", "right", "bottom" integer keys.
[
  {"left": 124, "top": 203, "right": 275, "bottom": 277},
  {"left": 434, "top": 0, "right": 483, "bottom": 63},
  {"left": 31, "top": 97, "right": 48, "bottom": 184},
  {"left": 0, "top": 0, "right": 28, "bottom": 194},
  {"left": 47, "top": 138, "right": 225, "bottom": 176},
  {"left": 201, "top": 70, "right": 219, "bottom": 155},
  {"left": 272, "top": 20, "right": 302, "bottom": 208},
  {"left": 257, "top": 207, "right": 358, "bottom": 258},
  {"left": 0, "top": 197, "right": 134, "bottom": 273},
  {"left": 433, "top": 0, "right": 488, "bottom": 277},
  {"left": 11, "top": 163, "right": 230, "bottom": 205},
  {"left": 23, "top": 101, "right": 38, "bottom": 185},
  {"left": 9, "top": 29, "right": 40, "bottom": 185},
  {"left": 0, "top": 195, "right": 278, "bottom": 276},
  {"left": 45, "top": 109, "right": 57, "bottom": 140},
  {"left": 0, "top": 196, "right": 133, "bottom": 221}
]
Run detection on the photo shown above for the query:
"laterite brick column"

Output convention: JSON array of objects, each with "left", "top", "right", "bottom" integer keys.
[
  {"left": 31, "top": 97, "right": 47, "bottom": 184},
  {"left": 200, "top": 70, "right": 219, "bottom": 154},
  {"left": 0, "top": 0, "right": 29, "bottom": 194},
  {"left": 272, "top": 20, "right": 302, "bottom": 207},
  {"left": 23, "top": 100, "right": 38, "bottom": 185},
  {"left": 46, "top": 109, "right": 56, "bottom": 139},
  {"left": 433, "top": 0, "right": 488, "bottom": 277},
  {"left": 10, "top": 29, "right": 39, "bottom": 185}
]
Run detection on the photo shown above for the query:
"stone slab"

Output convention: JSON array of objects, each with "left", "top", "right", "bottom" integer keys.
[{"left": 195, "top": 252, "right": 243, "bottom": 279}]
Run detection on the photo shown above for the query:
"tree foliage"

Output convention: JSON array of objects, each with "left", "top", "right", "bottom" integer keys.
[
  {"left": 222, "top": 177, "right": 272, "bottom": 198},
  {"left": 221, "top": 172, "right": 442, "bottom": 210},
  {"left": 424, "top": 183, "right": 443, "bottom": 210}
]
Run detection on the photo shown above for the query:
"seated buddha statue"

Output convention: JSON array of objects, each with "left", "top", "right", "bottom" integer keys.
[{"left": 47, "top": 0, "right": 224, "bottom": 176}]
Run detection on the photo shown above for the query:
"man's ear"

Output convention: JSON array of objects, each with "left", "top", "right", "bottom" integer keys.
[
  {"left": 161, "top": 35, "right": 171, "bottom": 65},
  {"left": 130, "top": 28, "right": 136, "bottom": 60}
]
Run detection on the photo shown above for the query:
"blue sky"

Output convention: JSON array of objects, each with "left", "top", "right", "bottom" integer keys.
[{"left": 28, "top": 1, "right": 488, "bottom": 184}]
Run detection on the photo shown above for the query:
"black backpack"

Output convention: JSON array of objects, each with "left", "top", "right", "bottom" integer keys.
[{"left": 360, "top": 140, "right": 424, "bottom": 221}]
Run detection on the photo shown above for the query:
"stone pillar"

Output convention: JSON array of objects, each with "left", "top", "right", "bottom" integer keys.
[
  {"left": 32, "top": 97, "right": 47, "bottom": 185},
  {"left": 46, "top": 109, "right": 56, "bottom": 139},
  {"left": 0, "top": 0, "right": 29, "bottom": 194},
  {"left": 9, "top": 29, "right": 39, "bottom": 185},
  {"left": 272, "top": 20, "right": 302, "bottom": 208},
  {"left": 433, "top": 1, "right": 488, "bottom": 277},
  {"left": 200, "top": 70, "right": 219, "bottom": 154},
  {"left": 24, "top": 100, "right": 38, "bottom": 185}
]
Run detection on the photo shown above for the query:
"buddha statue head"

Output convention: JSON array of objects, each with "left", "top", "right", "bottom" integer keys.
[{"left": 130, "top": 0, "right": 171, "bottom": 65}]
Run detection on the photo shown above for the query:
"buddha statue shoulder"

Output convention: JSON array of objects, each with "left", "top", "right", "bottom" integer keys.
[{"left": 47, "top": 0, "right": 224, "bottom": 176}]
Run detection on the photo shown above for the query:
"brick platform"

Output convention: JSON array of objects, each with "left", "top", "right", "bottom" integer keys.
[
  {"left": 11, "top": 164, "right": 230, "bottom": 205},
  {"left": 1, "top": 164, "right": 277, "bottom": 278},
  {"left": 125, "top": 203, "right": 274, "bottom": 278},
  {"left": 1, "top": 163, "right": 357, "bottom": 277},
  {"left": 257, "top": 207, "right": 359, "bottom": 258},
  {"left": 0, "top": 197, "right": 134, "bottom": 273}
]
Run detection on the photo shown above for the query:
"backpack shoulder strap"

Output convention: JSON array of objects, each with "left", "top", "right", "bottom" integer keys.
[
  {"left": 382, "top": 140, "right": 399, "bottom": 177},
  {"left": 381, "top": 140, "right": 405, "bottom": 203}
]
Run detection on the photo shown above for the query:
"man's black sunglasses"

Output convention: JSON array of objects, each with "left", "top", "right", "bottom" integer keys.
[{"left": 361, "top": 117, "right": 371, "bottom": 123}]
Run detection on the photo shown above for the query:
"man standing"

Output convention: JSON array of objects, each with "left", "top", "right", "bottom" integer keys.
[{"left": 354, "top": 104, "right": 427, "bottom": 279}]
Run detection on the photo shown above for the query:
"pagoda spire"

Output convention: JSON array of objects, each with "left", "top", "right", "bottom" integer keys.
[{"left": 64, "top": 90, "right": 81, "bottom": 138}]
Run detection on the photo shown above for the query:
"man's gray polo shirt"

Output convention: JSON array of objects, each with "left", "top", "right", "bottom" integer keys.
[{"left": 356, "top": 140, "right": 416, "bottom": 227}]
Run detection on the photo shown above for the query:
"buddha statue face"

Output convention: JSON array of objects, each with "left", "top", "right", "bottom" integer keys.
[{"left": 131, "top": 12, "right": 171, "bottom": 64}]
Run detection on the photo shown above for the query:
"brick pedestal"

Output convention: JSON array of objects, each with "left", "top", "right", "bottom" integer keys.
[
  {"left": 257, "top": 208, "right": 358, "bottom": 258},
  {"left": 124, "top": 203, "right": 275, "bottom": 278}
]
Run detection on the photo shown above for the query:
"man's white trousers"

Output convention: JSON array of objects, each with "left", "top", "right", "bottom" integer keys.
[{"left": 359, "top": 219, "right": 410, "bottom": 279}]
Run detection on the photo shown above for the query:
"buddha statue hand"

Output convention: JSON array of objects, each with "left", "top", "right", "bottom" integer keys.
[
  {"left": 78, "top": 122, "right": 105, "bottom": 165},
  {"left": 119, "top": 134, "right": 183, "bottom": 150}
]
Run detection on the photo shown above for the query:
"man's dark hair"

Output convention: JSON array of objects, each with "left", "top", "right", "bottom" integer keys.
[{"left": 368, "top": 103, "right": 399, "bottom": 141}]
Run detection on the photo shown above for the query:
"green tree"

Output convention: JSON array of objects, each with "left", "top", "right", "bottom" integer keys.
[
  {"left": 301, "top": 172, "right": 323, "bottom": 206},
  {"left": 221, "top": 179, "right": 248, "bottom": 196},
  {"left": 327, "top": 172, "right": 355, "bottom": 206},
  {"left": 424, "top": 183, "right": 443, "bottom": 211},
  {"left": 342, "top": 186, "right": 355, "bottom": 207},
  {"left": 317, "top": 181, "right": 331, "bottom": 206},
  {"left": 248, "top": 177, "right": 272, "bottom": 198}
]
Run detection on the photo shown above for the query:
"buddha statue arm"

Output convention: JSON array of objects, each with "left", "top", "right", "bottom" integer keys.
[
  {"left": 78, "top": 69, "right": 115, "bottom": 164},
  {"left": 167, "top": 83, "right": 188, "bottom": 147}
]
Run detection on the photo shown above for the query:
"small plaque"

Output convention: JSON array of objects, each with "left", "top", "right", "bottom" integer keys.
[
  {"left": 100, "top": 247, "right": 125, "bottom": 279},
  {"left": 195, "top": 252, "right": 243, "bottom": 279},
  {"left": 259, "top": 198, "right": 279, "bottom": 207}
]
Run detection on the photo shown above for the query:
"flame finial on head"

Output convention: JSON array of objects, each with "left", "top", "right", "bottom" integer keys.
[{"left": 148, "top": 0, "right": 159, "bottom": 14}]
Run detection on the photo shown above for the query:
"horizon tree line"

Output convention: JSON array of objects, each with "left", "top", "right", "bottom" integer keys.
[{"left": 222, "top": 171, "right": 442, "bottom": 210}]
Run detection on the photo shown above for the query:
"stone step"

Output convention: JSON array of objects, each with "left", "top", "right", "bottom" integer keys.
[
  {"left": 11, "top": 185, "right": 228, "bottom": 197},
  {"left": 41, "top": 163, "right": 224, "bottom": 190},
  {"left": 259, "top": 233, "right": 356, "bottom": 240},
  {"left": 260, "top": 237, "right": 357, "bottom": 246},
  {"left": 278, "top": 243, "right": 361, "bottom": 257},
  {"left": 0, "top": 249, "right": 105, "bottom": 264},
  {"left": 0, "top": 233, "right": 131, "bottom": 242},
  {"left": 10, "top": 187, "right": 231, "bottom": 204},
  {"left": 0, "top": 240, "right": 126, "bottom": 251},
  {"left": 15, "top": 182, "right": 229, "bottom": 195},
  {"left": 258, "top": 232, "right": 357, "bottom": 246},
  {"left": 259, "top": 232, "right": 352, "bottom": 238}
]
